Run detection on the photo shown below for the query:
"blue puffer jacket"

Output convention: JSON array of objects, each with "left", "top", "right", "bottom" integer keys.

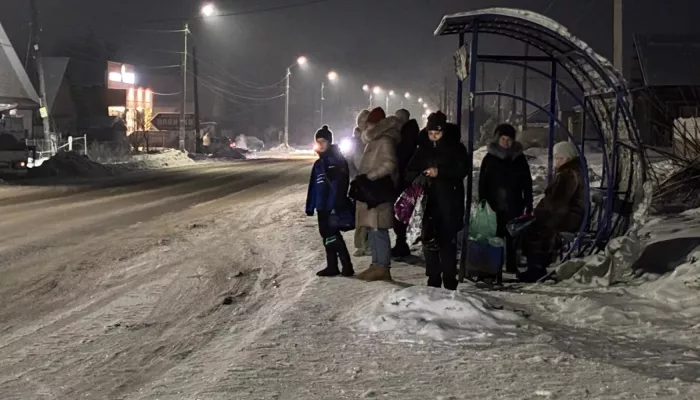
[{"left": 306, "top": 145, "right": 351, "bottom": 215}]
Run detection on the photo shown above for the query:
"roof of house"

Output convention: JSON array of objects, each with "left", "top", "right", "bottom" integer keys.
[
  {"left": 635, "top": 34, "right": 700, "bottom": 87},
  {"left": 0, "top": 22, "right": 40, "bottom": 108}
]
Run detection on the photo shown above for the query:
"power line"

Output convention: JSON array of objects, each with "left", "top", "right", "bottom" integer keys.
[
  {"left": 194, "top": 72, "right": 285, "bottom": 101},
  {"left": 143, "top": 0, "right": 347, "bottom": 24}
]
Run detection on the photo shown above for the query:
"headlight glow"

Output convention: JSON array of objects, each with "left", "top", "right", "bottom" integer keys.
[{"left": 339, "top": 138, "right": 353, "bottom": 154}]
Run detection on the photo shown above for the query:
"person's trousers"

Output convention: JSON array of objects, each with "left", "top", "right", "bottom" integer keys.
[
  {"left": 423, "top": 239, "right": 458, "bottom": 290},
  {"left": 393, "top": 216, "right": 408, "bottom": 246},
  {"left": 354, "top": 225, "right": 369, "bottom": 251},
  {"left": 318, "top": 211, "right": 352, "bottom": 270},
  {"left": 496, "top": 215, "right": 518, "bottom": 273},
  {"left": 368, "top": 228, "right": 391, "bottom": 268}
]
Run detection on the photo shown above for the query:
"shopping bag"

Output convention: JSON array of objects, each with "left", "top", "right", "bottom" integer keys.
[
  {"left": 394, "top": 181, "right": 425, "bottom": 224},
  {"left": 470, "top": 201, "right": 498, "bottom": 240},
  {"left": 506, "top": 215, "right": 535, "bottom": 237},
  {"left": 329, "top": 201, "right": 356, "bottom": 232},
  {"left": 466, "top": 237, "right": 505, "bottom": 275},
  {"left": 406, "top": 192, "right": 427, "bottom": 245}
]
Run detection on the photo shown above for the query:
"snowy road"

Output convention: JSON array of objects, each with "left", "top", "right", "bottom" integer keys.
[{"left": 1, "top": 158, "right": 700, "bottom": 399}]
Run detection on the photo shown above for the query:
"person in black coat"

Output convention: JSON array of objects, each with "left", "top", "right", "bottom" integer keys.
[
  {"left": 406, "top": 111, "right": 469, "bottom": 290},
  {"left": 392, "top": 109, "right": 421, "bottom": 258},
  {"left": 478, "top": 123, "right": 534, "bottom": 273},
  {"left": 306, "top": 125, "right": 354, "bottom": 277}
]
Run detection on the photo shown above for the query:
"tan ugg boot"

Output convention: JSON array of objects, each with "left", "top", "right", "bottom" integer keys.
[
  {"left": 356, "top": 264, "right": 375, "bottom": 280},
  {"left": 360, "top": 265, "right": 392, "bottom": 282}
]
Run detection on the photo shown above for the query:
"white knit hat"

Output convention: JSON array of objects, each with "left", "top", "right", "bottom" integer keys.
[{"left": 553, "top": 141, "right": 578, "bottom": 161}]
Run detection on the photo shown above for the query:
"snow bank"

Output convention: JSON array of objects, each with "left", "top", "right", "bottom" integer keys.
[
  {"left": 113, "top": 149, "right": 196, "bottom": 171},
  {"left": 360, "top": 286, "right": 524, "bottom": 342},
  {"left": 29, "top": 151, "right": 114, "bottom": 178}
]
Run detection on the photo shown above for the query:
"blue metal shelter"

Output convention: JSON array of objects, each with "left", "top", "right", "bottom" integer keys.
[{"left": 433, "top": 8, "right": 647, "bottom": 279}]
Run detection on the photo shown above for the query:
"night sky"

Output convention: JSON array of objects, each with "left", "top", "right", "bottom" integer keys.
[{"left": 1, "top": 0, "right": 697, "bottom": 143}]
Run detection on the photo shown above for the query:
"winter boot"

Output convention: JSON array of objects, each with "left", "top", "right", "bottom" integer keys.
[
  {"left": 336, "top": 238, "right": 355, "bottom": 277},
  {"left": 517, "top": 267, "right": 547, "bottom": 283},
  {"left": 316, "top": 236, "right": 341, "bottom": 277},
  {"left": 360, "top": 264, "right": 392, "bottom": 282},
  {"left": 353, "top": 248, "right": 368, "bottom": 257},
  {"left": 391, "top": 241, "right": 411, "bottom": 259},
  {"left": 427, "top": 275, "right": 442, "bottom": 288}
]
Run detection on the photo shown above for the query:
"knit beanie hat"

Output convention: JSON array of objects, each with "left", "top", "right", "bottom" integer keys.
[
  {"left": 366, "top": 107, "right": 386, "bottom": 124},
  {"left": 494, "top": 123, "right": 517, "bottom": 140},
  {"left": 314, "top": 125, "right": 333, "bottom": 144},
  {"left": 426, "top": 111, "right": 447, "bottom": 131},
  {"left": 553, "top": 141, "right": 578, "bottom": 162}
]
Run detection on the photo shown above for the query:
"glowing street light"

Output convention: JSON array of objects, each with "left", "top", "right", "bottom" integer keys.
[
  {"left": 423, "top": 103, "right": 428, "bottom": 109},
  {"left": 372, "top": 86, "right": 382, "bottom": 95},
  {"left": 284, "top": 55, "right": 309, "bottom": 147},
  {"left": 404, "top": 92, "right": 411, "bottom": 99},
  {"left": 321, "top": 71, "right": 339, "bottom": 125},
  {"left": 389, "top": 90, "right": 395, "bottom": 97},
  {"left": 425, "top": 109, "right": 432, "bottom": 115},
  {"left": 201, "top": 3, "right": 216, "bottom": 17},
  {"left": 362, "top": 84, "right": 370, "bottom": 92},
  {"left": 418, "top": 97, "right": 423, "bottom": 103}
]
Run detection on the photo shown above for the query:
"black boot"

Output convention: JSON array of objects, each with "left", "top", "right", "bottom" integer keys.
[
  {"left": 517, "top": 267, "right": 546, "bottom": 283},
  {"left": 424, "top": 244, "right": 442, "bottom": 288},
  {"left": 391, "top": 241, "right": 411, "bottom": 258},
  {"left": 427, "top": 275, "right": 442, "bottom": 288},
  {"left": 441, "top": 241, "right": 459, "bottom": 290},
  {"left": 335, "top": 236, "right": 355, "bottom": 277},
  {"left": 316, "top": 236, "right": 341, "bottom": 277}
]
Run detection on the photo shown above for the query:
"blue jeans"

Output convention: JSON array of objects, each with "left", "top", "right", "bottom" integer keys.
[{"left": 369, "top": 228, "right": 391, "bottom": 268}]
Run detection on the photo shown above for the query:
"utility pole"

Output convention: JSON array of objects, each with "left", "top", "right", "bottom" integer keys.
[
  {"left": 192, "top": 44, "right": 202, "bottom": 153},
  {"left": 29, "top": 0, "right": 51, "bottom": 143},
  {"left": 613, "top": 0, "right": 623, "bottom": 73},
  {"left": 320, "top": 81, "right": 324, "bottom": 126},
  {"left": 497, "top": 83, "right": 502, "bottom": 123},
  {"left": 284, "top": 68, "right": 290, "bottom": 147},
  {"left": 180, "top": 23, "right": 188, "bottom": 152},
  {"left": 522, "top": 43, "right": 529, "bottom": 130},
  {"left": 511, "top": 77, "right": 517, "bottom": 121}
]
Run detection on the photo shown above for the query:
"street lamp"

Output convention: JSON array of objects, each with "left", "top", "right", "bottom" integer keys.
[
  {"left": 423, "top": 103, "right": 428, "bottom": 109},
  {"left": 284, "top": 55, "right": 308, "bottom": 148},
  {"left": 372, "top": 86, "right": 382, "bottom": 95},
  {"left": 418, "top": 97, "right": 423, "bottom": 103},
  {"left": 200, "top": 3, "right": 216, "bottom": 17},
  {"left": 179, "top": 4, "right": 215, "bottom": 152},
  {"left": 321, "top": 71, "right": 338, "bottom": 126},
  {"left": 386, "top": 90, "right": 395, "bottom": 112},
  {"left": 404, "top": 92, "right": 410, "bottom": 99}
]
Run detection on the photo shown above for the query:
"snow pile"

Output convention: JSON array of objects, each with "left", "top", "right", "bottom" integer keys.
[
  {"left": 29, "top": 151, "right": 114, "bottom": 178},
  {"left": 360, "top": 286, "right": 524, "bottom": 342},
  {"left": 115, "top": 149, "right": 196, "bottom": 171}
]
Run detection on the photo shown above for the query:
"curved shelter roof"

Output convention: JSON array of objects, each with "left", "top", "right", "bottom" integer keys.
[{"left": 434, "top": 8, "right": 648, "bottom": 260}]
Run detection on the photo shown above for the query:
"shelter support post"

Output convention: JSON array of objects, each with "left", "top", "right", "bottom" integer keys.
[
  {"left": 458, "top": 26, "right": 479, "bottom": 283},
  {"left": 547, "top": 61, "right": 557, "bottom": 183},
  {"left": 456, "top": 33, "right": 465, "bottom": 132}
]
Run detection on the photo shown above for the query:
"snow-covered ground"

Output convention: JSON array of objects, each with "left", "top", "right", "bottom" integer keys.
[
  {"left": 3, "top": 177, "right": 700, "bottom": 399},
  {"left": 107, "top": 149, "right": 198, "bottom": 171}
]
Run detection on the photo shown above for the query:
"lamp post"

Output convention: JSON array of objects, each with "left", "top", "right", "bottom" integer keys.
[
  {"left": 320, "top": 70, "right": 338, "bottom": 126},
  {"left": 179, "top": 3, "right": 215, "bottom": 152},
  {"left": 372, "top": 86, "right": 382, "bottom": 110},
  {"left": 284, "top": 56, "right": 307, "bottom": 148}
]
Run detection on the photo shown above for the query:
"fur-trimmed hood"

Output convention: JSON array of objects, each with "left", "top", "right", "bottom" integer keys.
[
  {"left": 362, "top": 115, "right": 402, "bottom": 145},
  {"left": 356, "top": 109, "right": 370, "bottom": 132},
  {"left": 487, "top": 141, "right": 524, "bottom": 160}
]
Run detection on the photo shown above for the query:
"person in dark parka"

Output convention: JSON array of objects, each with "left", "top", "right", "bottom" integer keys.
[
  {"left": 306, "top": 125, "right": 354, "bottom": 277},
  {"left": 392, "top": 108, "right": 421, "bottom": 258},
  {"left": 406, "top": 111, "right": 469, "bottom": 290},
  {"left": 520, "top": 141, "right": 585, "bottom": 282},
  {"left": 478, "top": 123, "right": 533, "bottom": 273}
]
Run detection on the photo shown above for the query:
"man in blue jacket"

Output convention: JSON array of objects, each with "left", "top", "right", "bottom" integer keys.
[{"left": 306, "top": 125, "right": 355, "bottom": 277}]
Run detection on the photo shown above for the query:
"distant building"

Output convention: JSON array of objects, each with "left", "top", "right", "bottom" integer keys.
[{"left": 632, "top": 34, "right": 700, "bottom": 153}]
